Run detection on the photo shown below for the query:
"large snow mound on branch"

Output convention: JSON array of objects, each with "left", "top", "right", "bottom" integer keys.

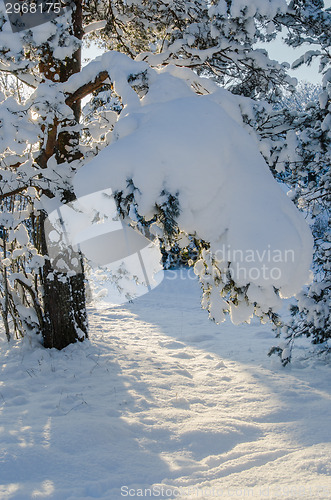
[{"left": 75, "top": 72, "right": 313, "bottom": 301}]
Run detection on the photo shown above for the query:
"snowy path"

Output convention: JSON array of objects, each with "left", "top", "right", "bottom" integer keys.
[{"left": 0, "top": 271, "right": 330, "bottom": 499}]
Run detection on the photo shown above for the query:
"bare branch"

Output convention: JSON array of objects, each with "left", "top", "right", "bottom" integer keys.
[
  {"left": 0, "top": 66, "right": 41, "bottom": 89},
  {"left": 0, "top": 186, "right": 29, "bottom": 200},
  {"left": 15, "top": 277, "right": 44, "bottom": 329}
]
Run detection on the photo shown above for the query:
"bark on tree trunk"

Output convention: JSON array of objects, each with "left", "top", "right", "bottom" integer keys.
[{"left": 39, "top": 211, "right": 88, "bottom": 350}]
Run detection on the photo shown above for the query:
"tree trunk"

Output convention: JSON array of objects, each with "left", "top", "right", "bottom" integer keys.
[
  {"left": 0, "top": 229, "right": 11, "bottom": 342},
  {"left": 38, "top": 0, "right": 88, "bottom": 349}
]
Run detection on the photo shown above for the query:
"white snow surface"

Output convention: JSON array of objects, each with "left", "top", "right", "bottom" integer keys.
[
  {"left": 74, "top": 61, "right": 313, "bottom": 303},
  {"left": 0, "top": 271, "right": 330, "bottom": 499}
]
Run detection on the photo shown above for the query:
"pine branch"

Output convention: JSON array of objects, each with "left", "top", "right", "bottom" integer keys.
[{"left": 65, "top": 71, "right": 109, "bottom": 107}]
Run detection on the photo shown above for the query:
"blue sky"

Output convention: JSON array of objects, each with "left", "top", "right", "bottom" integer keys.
[
  {"left": 261, "top": 36, "right": 324, "bottom": 85},
  {"left": 268, "top": 0, "right": 330, "bottom": 84}
]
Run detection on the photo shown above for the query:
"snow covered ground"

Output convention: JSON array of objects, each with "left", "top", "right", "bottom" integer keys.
[{"left": 0, "top": 270, "right": 330, "bottom": 500}]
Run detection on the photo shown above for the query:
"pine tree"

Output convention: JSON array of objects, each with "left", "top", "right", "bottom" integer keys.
[
  {"left": 0, "top": 1, "right": 88, "bottom": 348},
  {"left": 269, "top": 80, "right": 330, "bottom": 364},
  {"left": 267, "top": 0, "right": 331, "bottom": 363},
  {"left": 0, "top": 0, "right": 327, "bottom": 350}
]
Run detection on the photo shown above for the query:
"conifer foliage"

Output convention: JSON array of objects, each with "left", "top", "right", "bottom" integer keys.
[{"left": 268, "top": 1, "right": 331, "bottom": 363}]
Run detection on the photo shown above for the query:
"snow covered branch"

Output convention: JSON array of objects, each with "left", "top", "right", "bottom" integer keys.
[
  {"left": 65, "top": 71, "right": 109, "bottom": 107},
  {"left": 83, "top": 21, "right": 107, "bottom": 35}
]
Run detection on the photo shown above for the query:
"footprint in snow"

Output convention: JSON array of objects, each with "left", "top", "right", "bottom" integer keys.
[
  {"left": 169, "top": 396, "right": 190, "bottom": 408},
  {"left": 170, "top": 352, "right": 194, "bottom": 359},
  {"left": 174, "top": 368, "right": 193, "bottom": 379},
  {"left": 9, "top": 395, "right": 29, "bottom": 406},
  {"left": 158, "top": 340, "right": 186, "bottom": 350}
]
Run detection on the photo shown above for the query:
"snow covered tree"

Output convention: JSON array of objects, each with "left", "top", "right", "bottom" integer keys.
[
  {"left": 268, "top": 89, "right": 330, "bottom": 363},
  {"left": 0, "top": 0, "right": 324, "bottom": 350},
  {"left": 265, "top": 1, "right": 331, "bottom": 364},
  {"left": 0, "top": 1, "right": 88, "bottom": 348}
]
